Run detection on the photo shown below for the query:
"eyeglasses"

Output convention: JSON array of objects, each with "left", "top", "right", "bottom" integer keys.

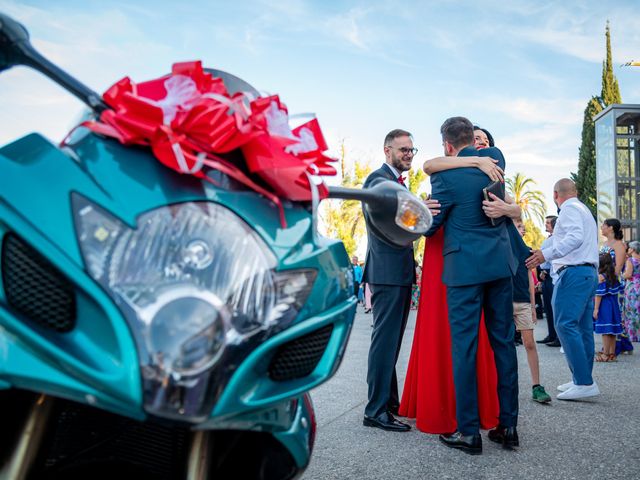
[{"left": 395, "top": 147, "right": 418, "bottom": 156}]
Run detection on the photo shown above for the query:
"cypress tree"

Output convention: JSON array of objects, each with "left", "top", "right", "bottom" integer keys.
[
  {"left": 573, "top": 22, "right": 622, "bottom": 216},
  {"left": 601, "top": 21, "right": 622, "bottom": 106},
  {"left": 575, "top": 97, "right": 603, "bottom": 216}
]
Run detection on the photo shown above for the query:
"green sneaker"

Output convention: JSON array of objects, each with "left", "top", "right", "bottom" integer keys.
[{"left": 532, "top": 385, "right": 552, "bottom": 404}]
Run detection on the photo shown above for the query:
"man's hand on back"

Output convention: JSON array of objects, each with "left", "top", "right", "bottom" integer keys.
[
  {"left": 425, "top": 198, "right": 441, "bottom": 216},
  {"left": 482, "top": 192, "right": 520, "bottom": 219},
  {"left": 526, "top": 250, "right": 546, "bottom": 270}
]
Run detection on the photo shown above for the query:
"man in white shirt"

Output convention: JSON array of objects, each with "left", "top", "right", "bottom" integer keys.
[{"left": 526, "top": 179, "right": 599, "bottom": 400}]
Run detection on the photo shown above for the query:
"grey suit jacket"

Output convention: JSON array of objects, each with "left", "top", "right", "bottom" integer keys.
[{"left": 362, "top": 164, "right": 416, "bottom": 286}]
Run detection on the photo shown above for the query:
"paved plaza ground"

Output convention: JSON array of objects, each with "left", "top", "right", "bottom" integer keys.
[{"left": 304, "top": 306, "right": 639, "bottom": 479}]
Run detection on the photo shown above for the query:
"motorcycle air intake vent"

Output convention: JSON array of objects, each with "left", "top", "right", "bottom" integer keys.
[
  {"left": 37, "top": 399, "right": 190, "bottom": 479},
  {"left": 1, "top": 233, "right": 76, "bottom": 332},
  {"left": 268, "top": 324, "right": 333, "bottom": 381}
]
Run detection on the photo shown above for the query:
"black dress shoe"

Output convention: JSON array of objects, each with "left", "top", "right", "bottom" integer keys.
[
  {"left": 536, "top": 336, "right": 552, "bottom": 344},
  {"left": 438, "top": 431, "right": 482, "bottom": 455},
  {"left": 363, "top": 412, "right": 410, "bottom": 432},
  {"left": 488, "top": 425, "right": 519, "bottom": 449},
  {"left": 546, "top": 340, "right": 561, "bottom": 347}
]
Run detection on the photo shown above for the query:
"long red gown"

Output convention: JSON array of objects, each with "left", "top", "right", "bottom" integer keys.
[{"left": 398, "top": 229, "right": 500, "bottom": 433}]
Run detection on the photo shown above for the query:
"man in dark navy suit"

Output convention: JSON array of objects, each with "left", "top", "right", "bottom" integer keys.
[
  {"left": 426, "top": 117, "right": 519, "bottom": 455},
  {"left": 362, "top": 129, "right": 416, "bottom": 432}
]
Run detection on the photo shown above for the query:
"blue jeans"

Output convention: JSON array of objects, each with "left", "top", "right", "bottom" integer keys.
[{"left": 552, "top": 266, "right": 598, "bottom": 385}]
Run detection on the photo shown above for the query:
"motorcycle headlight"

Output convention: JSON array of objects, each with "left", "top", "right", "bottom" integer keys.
[{"left": 73, "top": 195, "right": 316, "bottom": 422}]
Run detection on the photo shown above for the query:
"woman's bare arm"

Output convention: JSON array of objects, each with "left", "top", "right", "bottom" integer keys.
[
  {"left": 423, "top": 156, "right": 504, "bottom": 182},
  {"left": 613, "top": 241, "right": 626, "bottom": 276},
  {"left": 623, "top": 258, "right": 633, "bottom": 280}
]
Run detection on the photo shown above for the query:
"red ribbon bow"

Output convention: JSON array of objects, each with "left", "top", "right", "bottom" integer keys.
[{"left": 71, "top": 61, "right": 337, "bottom": 227}]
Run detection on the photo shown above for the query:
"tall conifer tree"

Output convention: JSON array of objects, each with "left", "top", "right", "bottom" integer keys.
[
  {"left": 574, "top": 21, "right": 622, "bottom": 216},
  {"left": 601, "top": 21, "right": 622, "bottom": 106},
  {"left": 576, "top": 97, "right": 603, "bottom": 215}
]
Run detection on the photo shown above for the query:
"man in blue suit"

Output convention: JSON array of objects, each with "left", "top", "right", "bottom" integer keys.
[
  {"left": 362, "top": 129, "right": 416, "bottom": 432},
  {"left": 427, "top": 117, "right": 519, "bottom": 455}
]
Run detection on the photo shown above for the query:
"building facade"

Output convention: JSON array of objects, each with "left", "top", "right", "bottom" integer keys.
[{"left": 595, "top": 104, "right": 640, "bottom": 241}]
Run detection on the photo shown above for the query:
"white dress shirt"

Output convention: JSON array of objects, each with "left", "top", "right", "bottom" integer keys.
[
  {"left": 539, "top": 236, "right": 553, "bottom": 271},
  {"left": 540, "top": 197, "right": 598, "bottom": 281}
]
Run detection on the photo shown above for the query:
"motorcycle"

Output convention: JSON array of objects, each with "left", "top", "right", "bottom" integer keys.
[{"left": 0, "top": 13, "right": 431, "bottom": 479}]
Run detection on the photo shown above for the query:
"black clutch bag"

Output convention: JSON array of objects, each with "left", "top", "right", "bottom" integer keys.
[{"left": 482, "top": 180, "right": 506, "bottom": 226}]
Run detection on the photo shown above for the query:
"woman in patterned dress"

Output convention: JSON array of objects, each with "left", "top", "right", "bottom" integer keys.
[
  {"left": 622, "top": 241, "right": 640, "bottom": 342},
  {"left": 600, "top": 218, "right": 634, "bottom": 354}
]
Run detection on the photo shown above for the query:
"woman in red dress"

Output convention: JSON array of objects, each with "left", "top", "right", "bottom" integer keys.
[
  {"left": 399, "top": 134, "right": 506, "bottom": 433},
  {"left": 399, "top": 228, "right": 500, "bottom": 432}
]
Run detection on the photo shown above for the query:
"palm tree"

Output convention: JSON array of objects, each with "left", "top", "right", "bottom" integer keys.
[
  {"left": 407, "top": 167, "right": 427, "bottom": 265},
  {"left": 319, "top": 145, "right": 371, "bottom": 256},
  {"left": 506, "top": 173, "right": 547, "bottom": 226}
]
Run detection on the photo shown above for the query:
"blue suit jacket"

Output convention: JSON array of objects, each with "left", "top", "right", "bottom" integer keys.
[
  {"left": 425, "top": 146, "right": 516, "bottom": 287},
  {"left": 362, "top": 164, "right": 416, "bottom": 286}
]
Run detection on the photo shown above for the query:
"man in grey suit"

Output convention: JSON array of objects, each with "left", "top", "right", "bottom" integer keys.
[{"left": 362, "top": 129, "right": 416, "bottom": 432}]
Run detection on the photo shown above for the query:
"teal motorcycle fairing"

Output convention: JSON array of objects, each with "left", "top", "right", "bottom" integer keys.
[{"left": 0, "top": 129, "right": 355, "bottom": 469}]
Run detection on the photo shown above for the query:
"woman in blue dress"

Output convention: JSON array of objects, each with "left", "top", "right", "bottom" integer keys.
[{"left": 594, "top": 252, "right": 623, "bottom": 362}]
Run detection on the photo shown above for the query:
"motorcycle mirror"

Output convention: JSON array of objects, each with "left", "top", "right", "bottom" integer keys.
[
  {"left": 327, "top": 179, "right": 432, "bottom": 247},
  {"left": 204, "top": 68, "right": 260, "bottom": 97},
  {"left": 0, "top": 12, "right": 107, "bottom": 112}
]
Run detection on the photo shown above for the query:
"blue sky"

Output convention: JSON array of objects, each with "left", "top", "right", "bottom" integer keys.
[{"left": 2, "top": 0, "right": 640, "bottom": 217}]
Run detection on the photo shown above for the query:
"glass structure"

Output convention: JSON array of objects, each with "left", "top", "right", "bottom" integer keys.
[{"left": 595, "top": 104, "right": 640, "bottom": 241}]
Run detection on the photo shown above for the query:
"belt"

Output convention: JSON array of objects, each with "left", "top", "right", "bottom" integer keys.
[{"left": 557, "top": 263, "right": 595, "bottom": 275}]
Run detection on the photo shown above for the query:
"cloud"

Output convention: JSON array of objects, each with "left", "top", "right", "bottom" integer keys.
[
  {"left": 476, "top": 96, "right": 585, "bottom": 126},
  {"left": 508, "top": 3, "right": 640, "bottom": 64},
  {"left": 463, "top": 94, "right": 586, "bottom": 165},
  {"left": 274, "top": 3, "right": 374, "bottom": 51},
  {"left": 256, "top": 0, "right": 309, "bottom": 17},
  {"left": 325, "top": 12, "right": 368, "bottom": 50},
  {"left": 496, "top": 119, "right": 581, "bottom": 214},
  {"left": 516, "top": 27, "right": 602, "bottom": 64},
  {"left": 233, "top": 3, "right": 418, "bottom": 67},
  {"left": 463, "top": 91, "right": 586, "bottom": 212},
  {"left": 242, "top": 26, "right": 261, "bottom": 55},
  {"left": 0, "top": 1, "right": 183, "bottom": 144}
]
